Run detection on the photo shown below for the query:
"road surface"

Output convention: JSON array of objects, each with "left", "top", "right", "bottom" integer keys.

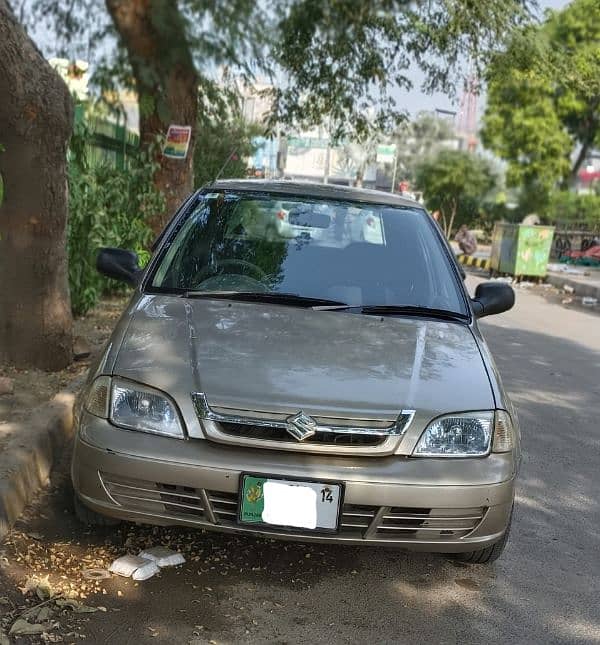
[{"left": 1, "top": 277, "right": 599, "bottom": 644}]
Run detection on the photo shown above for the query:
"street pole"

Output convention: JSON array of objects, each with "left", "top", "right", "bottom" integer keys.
[
  {"left": 323, "top": 143, "right": 331, "bottom": 184},
  {"left": 390, "top": 147, "right": 398, "bottom": 193}
]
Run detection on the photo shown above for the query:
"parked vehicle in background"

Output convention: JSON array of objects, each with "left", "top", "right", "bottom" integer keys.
[
  {"left": 266, "top": 201, "right": 330, "bottom": 240},
  {"left": 72, "top": 180, "right": 518, "bottom": 564}
]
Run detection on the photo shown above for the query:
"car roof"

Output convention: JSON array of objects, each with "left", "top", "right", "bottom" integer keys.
[{"left": 205, "top": 179, "right": 423, "bottom": 209}]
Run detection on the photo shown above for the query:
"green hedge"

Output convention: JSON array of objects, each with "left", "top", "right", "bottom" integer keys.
[
  {"left": 545, "top": 191, "right": 600, "bottom": 228},
  {"left": 67, "top": 122, "right": 163, "bottom": 316}
]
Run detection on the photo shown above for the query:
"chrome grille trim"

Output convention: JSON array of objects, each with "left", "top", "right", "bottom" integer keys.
[
  {"left": 217, "top": 422, "right": 385, "bottom": 446},
  {"left": 209, "top": 406, "right": 396, "bottom": 429},
  {"left": 193, "top": 393, "right": 414, "bottom": 436},
  {"left": 191, "top": 392, "right": 415, "bottom": 455}
]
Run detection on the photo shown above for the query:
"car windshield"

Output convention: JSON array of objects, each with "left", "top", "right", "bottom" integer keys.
[{"left": 149, "top": 191, "right": 467, "bottom": 316}]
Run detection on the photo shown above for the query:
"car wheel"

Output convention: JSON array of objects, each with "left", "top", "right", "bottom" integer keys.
[
  {"left": 452, "top": 509, "right": 512, "bottom": 564},
  {"left": 73, "top": 494, "right": 120, "bottom": 527}
]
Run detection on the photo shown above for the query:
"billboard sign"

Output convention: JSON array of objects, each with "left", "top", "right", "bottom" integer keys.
[{"left": 376, "top": 144, "right": 396, "bottom": 164}]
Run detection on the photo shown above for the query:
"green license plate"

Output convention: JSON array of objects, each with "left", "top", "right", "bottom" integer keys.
[{"left": 239, "top": 474, "right": 342, "bottom": 531}]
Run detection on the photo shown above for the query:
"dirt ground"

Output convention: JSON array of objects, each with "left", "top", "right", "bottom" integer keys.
[{"left": 0, "top": 295, "right": 128, "bottom": 454}]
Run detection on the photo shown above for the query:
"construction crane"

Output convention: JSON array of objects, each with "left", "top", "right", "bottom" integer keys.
[{"left": 456, "top": 75, "right": 479, "bottom": 152}]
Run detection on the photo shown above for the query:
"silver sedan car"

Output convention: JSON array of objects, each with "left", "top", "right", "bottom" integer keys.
[{"left": 72, "top": 180, "right": 518, "bottom": 564}]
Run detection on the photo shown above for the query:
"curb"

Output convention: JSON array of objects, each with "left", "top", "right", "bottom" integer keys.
[
  {"left": 0, "top": 378, "right": 82, "bottom": 539},
  {"left": 457, "top": 254, "right": 491, "bottom": 270},
  {"left": 546, "top": 274, "right": 600, "bottom": 300}
]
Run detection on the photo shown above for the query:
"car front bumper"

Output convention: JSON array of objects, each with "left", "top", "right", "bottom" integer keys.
[{"left": 72, "top": 413, "right": 515, "bottom": 552}]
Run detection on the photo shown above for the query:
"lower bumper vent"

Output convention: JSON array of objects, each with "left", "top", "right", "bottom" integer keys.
[{"left": 101, "top": 473, "right": 485, "bottom": 542}]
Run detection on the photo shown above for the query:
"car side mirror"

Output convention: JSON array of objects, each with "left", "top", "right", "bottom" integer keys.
[
  {"left": 471, "top": 282, "right": 515, "bottom": 318},
  {"left": 96, "top": 247, "right": 142, "bottom": 286}
]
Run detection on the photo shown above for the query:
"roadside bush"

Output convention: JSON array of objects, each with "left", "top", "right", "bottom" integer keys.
[
  {"left": 194, "top": 116, "right": 261, "bottom": 187},
  {"left": 545, "top": 191, "right": 600, "bottom": 227},
  {"left": 67, "top": 121, "right": 163, "bottom": 316}
]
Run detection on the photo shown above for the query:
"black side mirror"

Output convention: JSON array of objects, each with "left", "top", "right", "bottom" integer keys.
[
  {"left": 96, "top": 248, "right": 142, "bottom": 286},
  {"left": 471, "top": 282, "right": 515, "bottom": 318}
]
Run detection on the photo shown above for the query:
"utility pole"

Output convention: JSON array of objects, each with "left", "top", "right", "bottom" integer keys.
[
  {"left": 390, "top": 148, "right": 398, "bottom": 194},
  {"left": 323, "top": 142, "right": 331, "bottom": 184}
]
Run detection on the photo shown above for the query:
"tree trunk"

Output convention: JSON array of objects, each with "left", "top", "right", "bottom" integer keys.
[
  {"left": 568, "top": 97, "right": 600, "bottom": 188},
  {"left": 0, "top": 0, "right": 73, "bottom": 370},
  {"left": 445, "top": 200, "right": 458, "bottom": 240},
  {"left": 106, "top": 0, "right": 198, "bottom": 236},
  {"left": 568, "top": 139, "right": 592, "bottom": 189}
]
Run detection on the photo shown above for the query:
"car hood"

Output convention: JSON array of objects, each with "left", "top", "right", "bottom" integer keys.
[{"left": 113, "top": 294, "right": 493, "bottom": 426}]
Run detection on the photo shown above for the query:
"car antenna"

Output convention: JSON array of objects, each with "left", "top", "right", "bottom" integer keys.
[{"left": 213, "top": 149, "right": 238, "bottom": 183}]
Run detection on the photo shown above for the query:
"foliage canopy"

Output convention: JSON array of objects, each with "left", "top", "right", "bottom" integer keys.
[
  {"left": 29, "top": 0, "right": 533, "bottom": 141},
  {"left": 194, "top": 117, "right": 262, "bottom": 188},
  {"left": 67, "top": 117, "right": 162, "bottom": 315},
  {"left": 481, "top": 0, "right": 600, "bottom": 203},
  {"left": 392, "top": 112, "right": 456, "bottom": 184},
  {"left": 415, "top": 149, "right": 498, "bottom": 237}
]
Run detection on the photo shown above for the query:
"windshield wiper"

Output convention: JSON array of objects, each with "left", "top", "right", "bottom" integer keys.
[
  {"left": 314, "top": 303, "right": 468, "bottom": 321},
  {"left": 182, "top": 291, "right": 350, "bottom": 308},
  {"left": 182, "top": 292, "right": 467, "bottom": 320},
  {"left": 361, "top": 305, "right": 468, "bottom": 321}
]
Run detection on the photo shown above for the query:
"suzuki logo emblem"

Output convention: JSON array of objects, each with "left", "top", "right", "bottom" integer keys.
[{"left": 286, "top": 411, "right": 318, "bottom": 441}]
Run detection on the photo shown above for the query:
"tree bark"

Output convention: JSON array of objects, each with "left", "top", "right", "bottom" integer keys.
[
  {"left": 0, "top": 0, "right": 73, "bottom": 370},
  {"left": 105, "top": 0, "right": 198, "bottom": 236},
  {"left": 445, "top": 200, "right": 457, "bottom": 240},
  {"left": 569, "top": 139, "right": 592, "bottom": 188},
  {"left": 568, "top": 97, "right": 600, "bottom": 188}
]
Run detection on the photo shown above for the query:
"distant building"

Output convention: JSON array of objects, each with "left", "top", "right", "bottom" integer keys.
[{"left": 240, "top": 80, "right": 274, "bottom": 125}]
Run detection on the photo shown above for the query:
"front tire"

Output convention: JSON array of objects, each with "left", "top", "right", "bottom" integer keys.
[
  {"left": 453, "top": 510, "right": 512, "bottom": 564},
  {"left": 73, "top": 494, "right": 120, "bottom": 527}
]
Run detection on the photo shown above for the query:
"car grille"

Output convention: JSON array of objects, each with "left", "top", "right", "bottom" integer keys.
[
  {"left": 191, "top": 393, "right": 415, "bottom": 455},
  {"left": 101, "top": 473, "right": 485, "bottom": 541},
  {"left": 218, "top": 421, "right": 385, "bottom": 446}
]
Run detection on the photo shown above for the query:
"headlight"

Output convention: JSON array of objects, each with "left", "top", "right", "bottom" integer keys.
[
  {"left": 84, "top": 376, "right": 184, "bottom": 438},
  {"left": 413, "top": 412, "right": 493, "bottom": 457},
  {"left": 111, "top": 378, "right": 184, "bottom": 438},
  {"left": 413, "top": 410, "right": 514, "bottom": 457}
]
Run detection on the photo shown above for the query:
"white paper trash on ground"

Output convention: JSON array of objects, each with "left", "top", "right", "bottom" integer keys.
[
  {"left": 138, "top": 547, "right": 186, "bottom": 568},
  {"left": 109, "top": 555, "right": 160, "bottom": 580},
  {"left": 132, "top": 560, "right": 160, "bottom": 581}
]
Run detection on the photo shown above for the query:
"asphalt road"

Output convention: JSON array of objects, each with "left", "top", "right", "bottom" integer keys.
[{"left": 1, "top": 277, "right": 599, "bottom": 645}]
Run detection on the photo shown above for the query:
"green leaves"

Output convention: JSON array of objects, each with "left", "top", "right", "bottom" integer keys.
[
  {"left": 30, "top": 0, "right": 533, "bottom": 145},
  {"left": 67, "top": 132, "right": 162, "bottom": 315},
  {"left": 271, "top": 0, "right": 532, "bottom": 141},
  {"left": 392, "top": 112, "right": 456, "bottom": 184},
  {"left": 546, "top": 191, "right": 600, "bottom": 227},
  {"left": 481, "top": 0, "right": 600, "bottom": 203},
  {"left": 194, "top": 115, "right": 262, "bottom": 188},
  {"left": 414, "top": 150, "right": 498, "bottom": 237}
]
